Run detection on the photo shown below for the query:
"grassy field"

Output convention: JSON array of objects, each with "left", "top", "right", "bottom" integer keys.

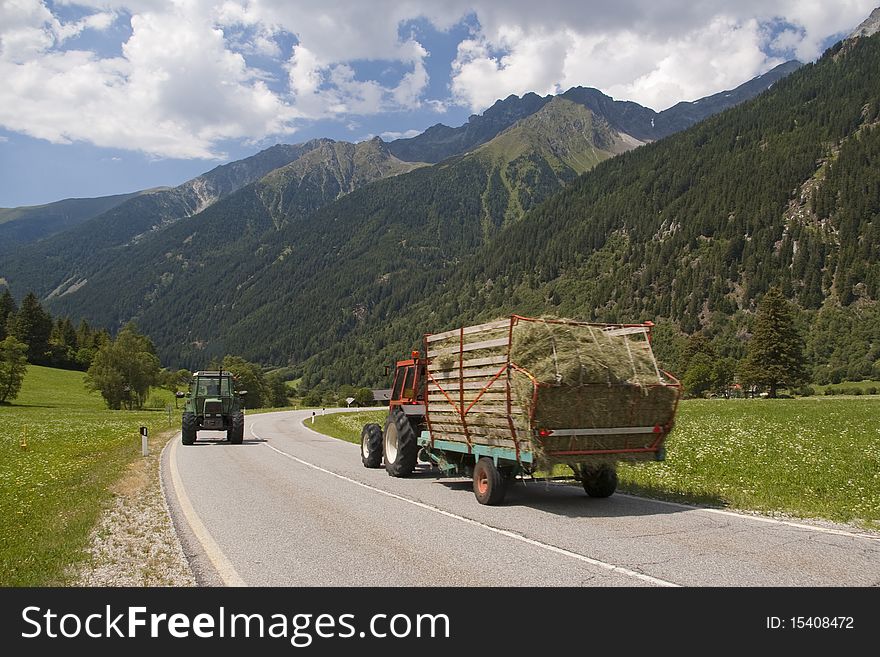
[
  {"left": 0, "top": 365, "right": 177, "bottom": 586},
  {"left": 619, "top": 398, "right": 880, "bottom": 528},
  {"left": 308, "top": 399, "right": 880, "bottom": 528},
  {"left": 307, "top": 409, "right": 388, "bottom": 443}
]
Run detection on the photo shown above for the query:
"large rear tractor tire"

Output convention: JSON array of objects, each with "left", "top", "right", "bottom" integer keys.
[
  {"left": 473, "top": 457, "right": 507, "bottom": 505},
  {"left": 383, "top": 408, "right": 418, "bottom": 477},
  {"left": 361, "top": 423, "right": 383, "bottom": 468},
  {"left": 181, "top": 412, "right": 197, "bottom": 445},
  {"left": 582, "top": 465, "right": 618, "bottom": 498},
  {"left": 228, "top": 412, "right": 244, "bottom": 444}
]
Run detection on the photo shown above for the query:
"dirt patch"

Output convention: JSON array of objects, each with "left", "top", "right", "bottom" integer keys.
[{"left": 73, "top": 431, "right": 196, "bottom": 587}]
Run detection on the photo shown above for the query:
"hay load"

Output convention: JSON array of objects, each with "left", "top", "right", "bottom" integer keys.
[
  {"left": 509, "top": 318, "right": 679, "bottom": 440},
  {"left": 425, "top": 315, "right": 681, "bottom": 468}
]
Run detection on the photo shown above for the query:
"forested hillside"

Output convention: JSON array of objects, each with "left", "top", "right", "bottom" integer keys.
[
  {"left": 294, "top": 35, "right": 880, "bottom": 387},
  {"left": 0, "top": 191, "right": 146, "bottom": 251},
  {"left": 0, "top": 43, "right": 864, "bottom": 388},
  {"left": 0, "top": 142, "right": 320, "bottom": 296}
]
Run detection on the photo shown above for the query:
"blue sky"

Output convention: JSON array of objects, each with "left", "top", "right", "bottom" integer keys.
[{"left": 0, "top": 0, "right": 875, "bottom": 208}]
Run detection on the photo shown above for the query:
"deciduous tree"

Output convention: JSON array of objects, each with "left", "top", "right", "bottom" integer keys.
[
  {"left": 0, "top": 336, "right": 28, "bottom": 403},
  {"left": 86, "top": 323, "right": 160, "bottom": 409}
]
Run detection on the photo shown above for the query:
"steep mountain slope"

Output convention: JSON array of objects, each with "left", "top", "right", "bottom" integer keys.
[
  {"left": 0, "top": 191, "right": 146, "bottom": 251},
  {"left": 389, "top": 61, "right": 800, "bottom": 163},
  {"left": 849, "top": 6, "right": 880, "bottom": 37},
  {"left": 318, "top": 34, "right": 880, "bottom": 386},
  {"left": 387, "top": 92, "right": 549, "bottom": 163},
  {"left": 108, "top": 32, "right": 869, "bottom": 386},
  {"left": 30, "top": 137, "right": 425, "bottom": 329},
  {"left": 0, "top": 142, "right": 319, "bottom": 296},
  {"left": 255, "top": 137, "right": 425, "bottom": 227},
  {"left": 36, "top": 98, "right": 641, "bottom": 367},
  {"left": 0, "top": 56, "right": 812, "bottom": 380},
  {"left": 0, "top": 139, "right": 420, "bottom": 301}
]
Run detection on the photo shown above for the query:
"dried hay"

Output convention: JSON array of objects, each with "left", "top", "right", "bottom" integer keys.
[
  {"left": 510, "top": 318, "right": 658, "bottom": 387},
  {"left": 508, "top": 318, "right": 679, "bottom": 464}
]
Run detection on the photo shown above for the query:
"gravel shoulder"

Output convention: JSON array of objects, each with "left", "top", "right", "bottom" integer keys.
[{"left": 73, "top": 431, "right": 196, "bottom": 587}]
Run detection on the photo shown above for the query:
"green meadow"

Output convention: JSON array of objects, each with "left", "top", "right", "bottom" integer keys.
[{"left": 0, "top": 365, "right": 176, "bottom": 586}]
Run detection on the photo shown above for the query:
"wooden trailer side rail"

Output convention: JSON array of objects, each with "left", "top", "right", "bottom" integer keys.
[{"left": 423, "top": 315, "right": 681, "bottom": 466}]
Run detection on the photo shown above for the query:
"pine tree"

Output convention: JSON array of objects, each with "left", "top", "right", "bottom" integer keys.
[
  {"left": 8, "top": 292, "right": 52, "bottom": 364},
  {"left": 0, "top": 288, "right": 16, "bottom": 341},
  {"left": 740, "top": 287, "right": 809, "bottom": 397}
]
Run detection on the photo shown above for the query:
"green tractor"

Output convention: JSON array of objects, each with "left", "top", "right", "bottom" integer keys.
[{"left": 176, "top": 371, "right": 247, "bottom": 445}]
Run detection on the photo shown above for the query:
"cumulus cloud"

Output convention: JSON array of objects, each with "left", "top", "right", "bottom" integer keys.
[
  {"left": 380, "top": 129, "right": 422, "bottom": 140},
  {"left": 0, "top": 0, "right": 301, "bottom": 158},
  {"left": 0, "top": 0, "right": 876, "bottom": 159},
  {"left": 449, "top": 0, "right": 877, "bottom": 111}
]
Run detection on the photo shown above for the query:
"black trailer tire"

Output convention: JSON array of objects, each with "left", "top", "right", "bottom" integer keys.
[
  {"left": 181, "top": 412, "right": 197, "bottom": 445},
  {"left": 228, "top": 412, "right": 244, "bottom": 444},
  {"left": 383, "top": 408, "right": 418, "bottom": 477},
  {"left": 582, "top": 465, "right": 618, "bottom": 498},
  {"left": 473, "top": 457, "right": 507, "bottom": 505},
  {"left": 361, "top": 423, "right": 383, "bottom": 468}
]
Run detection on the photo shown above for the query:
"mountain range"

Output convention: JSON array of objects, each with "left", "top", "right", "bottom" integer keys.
[{"left": 1, "top": 33, "right": 877, "bottom": 388}]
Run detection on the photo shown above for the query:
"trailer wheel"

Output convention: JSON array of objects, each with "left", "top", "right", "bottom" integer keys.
[
  {"left": 473, "top": 457, "right": 507, "bottom": 505},
  {"left": 384, "top": 408, "right": 418, "bottom": 477},
  {"left": 181, "top": 412, "right": 197, "bottom": 445},
  {"left": 228, "top": 412, "right": 244, "bottom": 444},
  {"left": 361, "top": 423, "right": 383, "bottom": 468},
  {"left": 582, "top": 465, "right": 617, "bottom": 498}
]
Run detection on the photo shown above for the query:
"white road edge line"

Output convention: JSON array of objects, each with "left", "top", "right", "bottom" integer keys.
[
  {"left": 167, "top": 435, "right": 247, "bottom": 587},
  {"left": 614, "top": 493, "right": 880, "bottom": 542},
  {"left": 252, "top": 421, "right": 679, "bottom": 588}
]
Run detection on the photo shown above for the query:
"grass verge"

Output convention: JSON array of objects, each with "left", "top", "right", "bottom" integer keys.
[
  {"left": 0, "top": 365, "right": 177, "bottom": 586},
  {"left": 307, "top": 399, "right": 879, "bottom": 529},
  {"left": 305, "top": 410, "right": 388, "bottom": 443}
]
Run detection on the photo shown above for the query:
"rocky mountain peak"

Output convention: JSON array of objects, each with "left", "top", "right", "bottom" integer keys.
[{"left": 848, "top": 6, "right": 880, "bottom": 39}]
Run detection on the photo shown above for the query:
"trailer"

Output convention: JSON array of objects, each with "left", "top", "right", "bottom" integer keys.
[{"left": 360, "top": 315, "right": 682, "bottom": 504}]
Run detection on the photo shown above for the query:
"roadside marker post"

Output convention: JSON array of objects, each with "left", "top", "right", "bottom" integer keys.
[
  {"left": 311, "top": 411, "right": 315, "bottom": 424},
  {"left": 140, "top": 426, "right": 149, "bottom": 456}
]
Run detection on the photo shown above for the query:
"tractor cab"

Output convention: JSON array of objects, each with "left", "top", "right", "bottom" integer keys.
[{"left": 389, "top": 350, "right": 426, "bottom": 416}]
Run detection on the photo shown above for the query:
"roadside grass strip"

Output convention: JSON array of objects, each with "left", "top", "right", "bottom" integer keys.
[
  {"left": 0, "top": 366, "right": 176, "bottom": 585},
  {"left": 307, "top": 410, "right": 388, "bottom": 444}
]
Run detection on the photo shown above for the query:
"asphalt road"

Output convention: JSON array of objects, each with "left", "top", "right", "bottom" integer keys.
[{"left": 162, "top": 409, "right": 880, "bottom": 587}]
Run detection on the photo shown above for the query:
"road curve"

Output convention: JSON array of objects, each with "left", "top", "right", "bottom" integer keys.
[{"left": 162, "top": 409, "right": 880, "bottom": 587}]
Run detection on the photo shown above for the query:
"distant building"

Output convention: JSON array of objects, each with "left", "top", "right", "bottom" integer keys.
[{"left": 372, "top": 389, "right": 391, "bottom": 405}]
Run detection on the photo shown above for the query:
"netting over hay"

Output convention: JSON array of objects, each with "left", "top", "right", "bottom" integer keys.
[{"left": 508, "top": 318, "right": 679, "bottom": 461}]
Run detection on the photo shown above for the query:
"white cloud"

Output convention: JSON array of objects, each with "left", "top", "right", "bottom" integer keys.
[
  {"left": 0, "top": 0, "right": 876, "bottom": 160},
  {"left": 380, "top": 129, "right": 421, "bottom": 140},
  {"left": 0, "top": 1, "right": 301, "bottom": 158},
  {"left": 448, "top": 0, "right": 877, "bottom": 111}
]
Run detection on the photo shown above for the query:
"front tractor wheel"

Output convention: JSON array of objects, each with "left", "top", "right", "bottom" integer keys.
[
  {"left": 361, "top": 423, "right": 383, "bottom": 468},
  {"left": 383, "top": 408, "right": 418, "bottom": 477},
  {"left": 181, "top": 412, "right": 197, "bottom": 446},
  {"left": 582, "top": 465, "right": 618, "bottom": 498},
  {"left": 473, "top": 457, "right": 507, "bottom": 505},
  {"left": 228, "top": 412, "right": 244, "bottom": 444}
]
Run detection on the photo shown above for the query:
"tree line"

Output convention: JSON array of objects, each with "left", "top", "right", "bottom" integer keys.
[{"left": 1, "top": 287, "right": 300, "bottom": 409}]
